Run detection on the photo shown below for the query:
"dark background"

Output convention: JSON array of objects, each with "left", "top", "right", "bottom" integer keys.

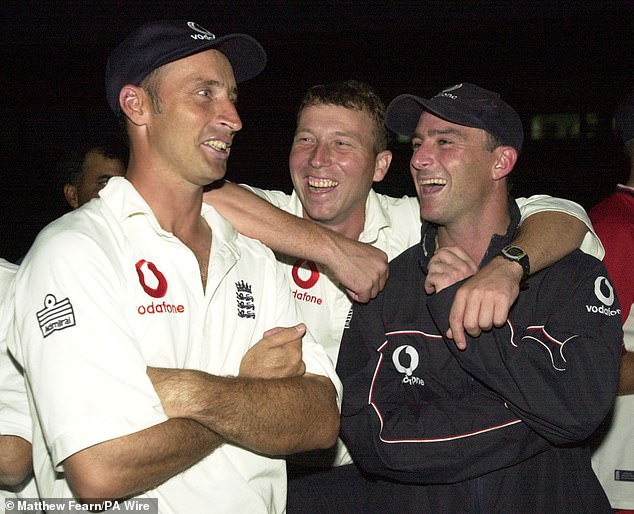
[{"left": 1, "top": 0, "right": 633, "bottom": 263}]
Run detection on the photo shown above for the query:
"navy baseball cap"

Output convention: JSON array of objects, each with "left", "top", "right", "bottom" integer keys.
[
  {"left": 105, "top": 20, "right": 267, "bottom": 115},
  {"left": 385, "top": 83, "right": 524, "bottom": 152},
  {"left": 613, "top": 91, "right": 634, "bottom": 144}
]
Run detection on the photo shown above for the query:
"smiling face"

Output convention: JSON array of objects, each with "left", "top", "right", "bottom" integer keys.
[
  {"left": 409, "top": 111, "right": 500, "bottom": 230},
  {"left": 142, "top": 49, "right": 242, "bottom": 187},
  {"left": 289, "top": 104, "right": 390, "bottom": 238}
]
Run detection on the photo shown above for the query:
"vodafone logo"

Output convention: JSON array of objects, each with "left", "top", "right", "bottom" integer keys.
[
  {"left": 392, "top": 345, "right": 425, "bottom": 386},
  {"left": 392, "top": 345, "right": 419, "bottom": 376},
  {"left": 291, "top": 259, "right": 320, "bottom": 289},
  {"left": 187, "top": 21, "right": 216, "bottom": 40},
  {"left": 586, "top": 276, "right": 621, "bottom": 318},
  {"left": 135, "top": 259, "right": 168, "bottom": 298},
  {"left": 594, "top": 276, "right": 615, "bottom": 306}
]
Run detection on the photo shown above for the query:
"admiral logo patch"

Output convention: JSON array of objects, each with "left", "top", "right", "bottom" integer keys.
[
  {"left": 236, "top": 280, "right": 255, "bottom": 319},
  {"left": 37, "top": 294, "right": 76, "bottom": 338}
]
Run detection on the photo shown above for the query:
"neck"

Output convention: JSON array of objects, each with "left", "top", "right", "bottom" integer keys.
[
  {"left": 436, "top": 196, "right": 510, "bottom": 266},
  {"left": 125, "top": 152, "right": 206, "bottom": 235},
  {"left": 304, "top": 209, "right": 366, "bottom": 241}
]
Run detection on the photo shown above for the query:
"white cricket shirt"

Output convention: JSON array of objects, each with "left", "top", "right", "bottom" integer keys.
[{"left": 10, "top": 178, "right": 341, "bottom": 514}]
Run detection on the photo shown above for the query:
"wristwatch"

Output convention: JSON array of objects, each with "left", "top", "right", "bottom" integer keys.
[{"left": 500, "top": 244, "right": 530, "bottom": 288}]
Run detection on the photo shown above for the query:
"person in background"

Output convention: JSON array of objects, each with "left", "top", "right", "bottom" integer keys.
[
  {"left": 10, "top": 20, "right": 340, "bottom": 514},
  {"left": 337, "top": 82, "right": 621, "bottom": 513},
  {"left": 590, "top": 90, "right": 634, "bottom": 514},
  {"left": 0, "top": 258, "right": 37, "bottom": 507},
  {"left": 203, "top": 80, "right": 604, "bottom": 512},
  {"left": 56, "top": 139, "right": 127, "bottom": 209}
]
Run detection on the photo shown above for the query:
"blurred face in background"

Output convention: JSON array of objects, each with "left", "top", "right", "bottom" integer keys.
[{"left": 64, "top": 148, "right": 126, "bottom": 208}]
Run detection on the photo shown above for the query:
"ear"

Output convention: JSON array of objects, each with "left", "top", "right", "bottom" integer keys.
[
  {"left": 63, "top": 184, "right": 79, "bottom": 209},
  {"left": 119, "top": 85, "right": 148, "bottom": 125},
  {"left": 491, "top": 146, "right": 518, "bottom": 180},
  {"left": 372, "top": 150, "right": 393, "bottom": 183}
]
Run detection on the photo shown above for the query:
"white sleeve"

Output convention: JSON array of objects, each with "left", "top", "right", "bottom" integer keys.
[
  {"left": 0, "top": 260, "right": 31, "bottom": 441},
  {"left": 12, "top": 231, "right": 167, "bottom": 467},
  {"left": 238, "top": 185, "right": 294, "bottom": 212},
  {"left": 515, "top": 195, "right": 604, "bottom": 259}
]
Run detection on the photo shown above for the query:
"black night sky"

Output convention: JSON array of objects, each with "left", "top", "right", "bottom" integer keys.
[{"left": 1, "top": 0, "right": 633, "bottom": 262}]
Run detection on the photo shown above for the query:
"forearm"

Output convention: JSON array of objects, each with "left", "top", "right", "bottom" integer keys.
[
  {"left": 338, "top": 303, "right": 549, "bottom": 483},
  {"left": 341, "top": 397, "right": 548, "bottom": 484},
  {"left": 204, "top": 181, "right": 387, "bottom": 301},
  {"left": 428, "top": 269, "right": 621, "bottom": 444},
  {"left": 204, "top": 181, "right": 341, "bottom": 265},
  {"left": 0, "top": 435, "right": 32, "bottom": 486},
  {"left": 155, "top": 368, "right": 340, "bottom": 455},
  {"left": 513, "top": 211, "right": 587, "bottom": 273},
  {"left": 619, "top": 351, "right": 634, "bottom": 395},
  {"left": 64, "top": 418, "right": 221, "bottom": 501}
]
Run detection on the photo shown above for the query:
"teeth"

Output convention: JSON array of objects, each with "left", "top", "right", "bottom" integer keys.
[
  {"left": 421, "top": 178, "right": 447, "bottom": 186},
  {"left": 204, "top": 140, "right": 228, "bottom": 151},
  {"left": 308, "top": 177, "right": 338, "bottom": 188}
]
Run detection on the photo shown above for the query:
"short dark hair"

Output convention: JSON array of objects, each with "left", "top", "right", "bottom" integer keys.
[
  {"left": 484, "top": 131, "right": 505, "bottom": 152},
  {"left": 140, "top": 66, "right": 165, "bottom": 114},
  {"left": 56, "top": 139, "right": 128, "bottom": 188},
  {"left": 297, "top": 80, "right": 388, "bottom": 154}
]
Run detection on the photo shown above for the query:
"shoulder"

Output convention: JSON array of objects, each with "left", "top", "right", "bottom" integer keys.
[
  {"left": 18, "top": 208, "right": 124, "bottom": 288},
  {"left": 386, "top": 243, "right": 423, "bottom": 283},
  {"left": 515, "top": 194, "right": 588, "bottom": 219},
  {"left": 590, "top": 191, "right": 634, "bottom": 226},
  {"left": 536, "top": 249, "right": 606, "bottom": 288},
  {"left": 239, "top": 184, "right": 295, "bottom": 213},
  {"left": 373, "top": 192, "right": 420, "bottom": 215},
  {"left": 0, "top": 259, "right": 18, "bottom": 287}
]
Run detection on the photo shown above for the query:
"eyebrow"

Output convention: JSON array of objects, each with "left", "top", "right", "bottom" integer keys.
[
  {"left": 192, "top": 78, "right": 239, "bottom": 102},
  {"left": 294, "top": 127, "right": 361, "bottom": 140}
]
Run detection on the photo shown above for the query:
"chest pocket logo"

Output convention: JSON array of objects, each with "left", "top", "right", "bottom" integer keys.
[
  {"left": 392, "top": 345, "right": 420, "bottom": 376},
  {"left": 136, "top": 260, "right": 168, "bottom": 298},
  {"left": 236, "top": 280, "right": 256, "bottom": 319}
]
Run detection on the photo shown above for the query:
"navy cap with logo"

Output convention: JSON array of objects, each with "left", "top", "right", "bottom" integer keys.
[
  {"left": 105, "top": 20, "right": 267, "bottom": 115},
  {"left": 385, "top": 83, "right": 524, "bottom": 153},
  {"left": 613, "top": 91, "right": 634, "bottom": 145}
]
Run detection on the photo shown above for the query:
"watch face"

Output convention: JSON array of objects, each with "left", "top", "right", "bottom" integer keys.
[{"left": 504, "top": 246, "right": 525, "bottom": 258}]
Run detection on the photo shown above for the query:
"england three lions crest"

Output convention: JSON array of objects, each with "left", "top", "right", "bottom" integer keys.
[{"left": 235, "top": 280, "right": 255, "bottom": 319}]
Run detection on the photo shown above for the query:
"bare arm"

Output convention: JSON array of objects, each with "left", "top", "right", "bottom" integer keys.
[
  {"left": 0, "top": 435, "right": 32, "bottom": 486},
  {"left": 619, "top": 351, "right": 634, "bottom": 395},
  {"left": 204, "top": 182, "right": 387, "bottom": 302},
  {"left": 63, "top": 418, "right": 222, "bottom": 501},
  {"left": 149, "top": 368, "right": 339, "bottom": 456},
  {"left": 147, "top": 324, "right": 340, "bottom": 455},
  {"left": 510, "top": 210, "right": 587, "bottom": 273},
  {"left": 426, "top": 212, "right": 588, "bottom": 349}
]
